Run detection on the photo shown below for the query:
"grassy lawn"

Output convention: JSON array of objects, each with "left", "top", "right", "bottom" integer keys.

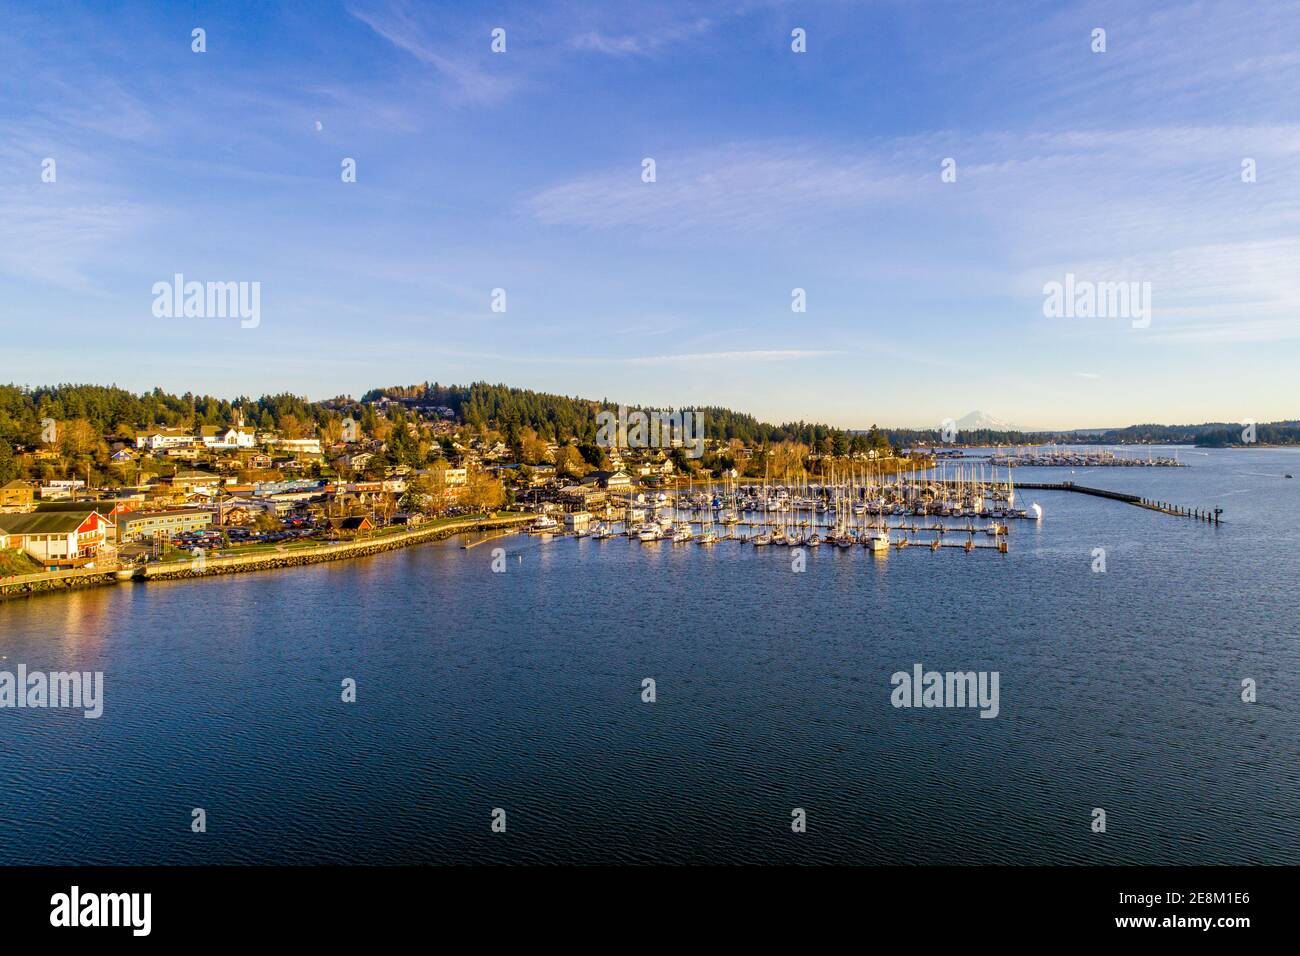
[{"left": 0, "top": 549, "right": 45, "bottom": 577}]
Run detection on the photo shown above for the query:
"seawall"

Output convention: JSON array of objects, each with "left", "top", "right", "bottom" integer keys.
[{"left": 0, "top": 515, "right": 532, "bottom": 601}]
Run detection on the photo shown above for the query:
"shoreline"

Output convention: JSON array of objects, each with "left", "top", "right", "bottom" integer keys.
[{"left": 0, "top": 514, "right": 531, "bottom": 602}]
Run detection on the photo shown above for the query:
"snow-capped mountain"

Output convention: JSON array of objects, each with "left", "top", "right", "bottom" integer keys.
[{"left": 955, "top": 410, "right": 1023, "bottom": 432}]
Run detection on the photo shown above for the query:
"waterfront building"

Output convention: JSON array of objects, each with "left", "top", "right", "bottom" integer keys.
[
  {"left": 559, "top": 485, "right": 607, "bottom": 509},
  {"left": 116, "top": 508, "right": 215, "bottom": 542},
  {"left": 563, "top": 511, "right": 592, "bottom": 532},
  {"left": 0, "top": 510, "right": 109, "bottom": 569}
]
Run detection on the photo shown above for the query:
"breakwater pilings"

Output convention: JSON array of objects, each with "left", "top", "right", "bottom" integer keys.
[{"left": 1016, "top": 482, "right": 1222, "bottom": 524}]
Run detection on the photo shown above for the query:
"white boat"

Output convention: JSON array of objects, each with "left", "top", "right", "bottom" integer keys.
[
  {"left": 672, "top": 524, "right": 693, "bottom": 543},
  {"left": 866, "top": 529, "right": 890, "bottom": 552},
  {"left": 533, "top": 514, "right": 559, "bottom": 532},
  {"left": 751, "top": 532, "right": 772, "bottom": 546},
  {"left": 637, "top": 524, "right": 662, "bottom": 542}
]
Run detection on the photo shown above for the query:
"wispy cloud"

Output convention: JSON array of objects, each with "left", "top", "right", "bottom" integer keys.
[
  {"left": 525, "top": 142, "right": 913, "bottom": 230},
  {"left": 620, "top": 349, "right": 839, "bottom": 366},
  {"left": 569, "top": 17, "right": 716, "bottom": 57},
  {"left": 348, "top": 2, "right": 519, "bottom": 104},
  {"left": 421, "top": 347, "right": 841, "bottom": 367},
  {"left": 526, "top": 125, "right": 1300, "bottom": 343},
  {"left": 0, "top": 197, "right": 147, "bottom": 290}
]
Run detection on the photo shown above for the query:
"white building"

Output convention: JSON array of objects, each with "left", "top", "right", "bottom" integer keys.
[
  {"left": 563, "top": 511, "right": 592, "bottom": 532},
  {"left": 201, "top": 425, "right": 257, "bottom": 449},
  {"left": 136, "top": 428, "right": 197, "bottom": 451},
  {"left": 269, "top": 438, "right": 323, "bottom": 455}
]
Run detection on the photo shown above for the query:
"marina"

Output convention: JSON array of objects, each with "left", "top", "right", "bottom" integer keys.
[
  {"left": 532, "top": 466, "right": 1032, "bottom": 554},
  {"left": 986, "top": 446, "right": 1185, "bottom": 468},
  {"left": 527, "top": 464, "right": 1226, "bottom": 555}
]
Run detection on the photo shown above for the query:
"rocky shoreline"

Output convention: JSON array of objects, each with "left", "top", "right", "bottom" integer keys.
[{"left": 0, "top": 515, "right": 531, "bottom": 601}]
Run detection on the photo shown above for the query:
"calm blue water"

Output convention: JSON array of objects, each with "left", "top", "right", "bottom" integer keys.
[{"left": 0, "top": 447, "right": 1296, "bottom": 864}]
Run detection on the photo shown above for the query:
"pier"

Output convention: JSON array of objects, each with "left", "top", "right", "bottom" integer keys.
[{"left": 1015, "top": 482, "right": 1222, "bottom": 524}]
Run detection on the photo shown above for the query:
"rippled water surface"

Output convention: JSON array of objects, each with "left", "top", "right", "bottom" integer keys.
[{"left": 1, "top": 447, "right": 1297, "bottom": 864}]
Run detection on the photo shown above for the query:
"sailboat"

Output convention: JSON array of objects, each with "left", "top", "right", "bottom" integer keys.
[{"left": 697, "top": 477, "right": 718, "bottom": 544}]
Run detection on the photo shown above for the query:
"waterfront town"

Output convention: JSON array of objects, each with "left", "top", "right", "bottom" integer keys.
[
  {"left": 2, "top": 381, "right": 1244, "bottom": 586},
  {"left": 0, "top": 383, "right": 923, "bottom": 579}
]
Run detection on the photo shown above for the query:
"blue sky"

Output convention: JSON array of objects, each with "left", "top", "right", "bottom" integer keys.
[{"left": 2, "top": 0, "right": 1299, "bottom": 429}]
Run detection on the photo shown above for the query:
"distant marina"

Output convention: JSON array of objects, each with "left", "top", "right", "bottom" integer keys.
[{"left": 985, "top": 446, "right": 1185, "bottom": 468}]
